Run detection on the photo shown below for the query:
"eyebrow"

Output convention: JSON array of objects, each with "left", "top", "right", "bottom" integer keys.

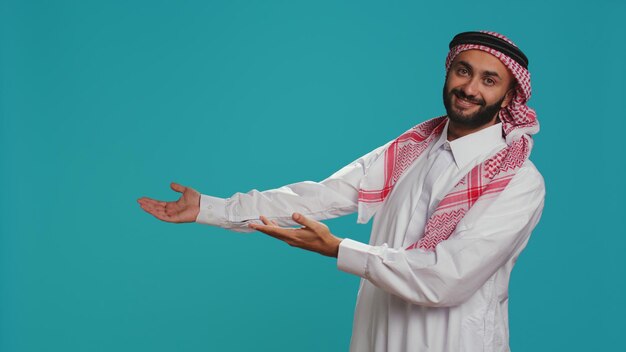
[{"left": 457, "top": 60, "right": 503, "bottom": 80}]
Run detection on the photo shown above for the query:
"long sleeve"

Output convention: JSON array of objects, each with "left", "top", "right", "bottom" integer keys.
[
  {"left": 337, "top": 164, "right": 545, "bottom": 307},
  {"left": 195, "top": 140, "right": 393, "bottom": 232}
]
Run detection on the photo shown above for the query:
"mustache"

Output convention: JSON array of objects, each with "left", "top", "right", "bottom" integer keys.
[{"left": 451, "top": 89, "right": 485, "bottom": 106}]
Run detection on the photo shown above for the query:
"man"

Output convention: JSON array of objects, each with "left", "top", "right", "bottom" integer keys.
[{"left": 138, "top": 31, "right": 545, "bottom": 352}]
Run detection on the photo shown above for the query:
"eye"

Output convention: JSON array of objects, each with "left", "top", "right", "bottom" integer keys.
[
  {"left": 484, "top": 78, "right": 496, "bottom": 86},
  {"left": 457, "top": 67, "right": 469, "bottom": 76}
]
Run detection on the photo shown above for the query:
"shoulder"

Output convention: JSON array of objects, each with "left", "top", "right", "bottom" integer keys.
[{"left": 510, "top": 158, "right": 545, "bottom": 196}]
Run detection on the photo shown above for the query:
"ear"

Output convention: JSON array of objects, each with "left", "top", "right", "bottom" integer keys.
[{"left": 500, "top": 88, "right": 515, "bottom": 108}]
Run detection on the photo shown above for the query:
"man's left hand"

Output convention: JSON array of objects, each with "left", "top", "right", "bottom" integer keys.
[{"left": 249, "top": 213, "right": 342, "bottom": 258}]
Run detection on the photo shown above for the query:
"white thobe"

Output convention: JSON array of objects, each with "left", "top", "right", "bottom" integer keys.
[{"left": 196, "top": 121, "right": 546, "bottom": 352}]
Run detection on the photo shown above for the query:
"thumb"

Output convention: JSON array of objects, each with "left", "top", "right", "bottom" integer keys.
[
  {"left": 170, "top": 182, "right": 187, "bottom": 193},
  {"left": 292, "top": 212, "right": 321, "bottom": 230}
]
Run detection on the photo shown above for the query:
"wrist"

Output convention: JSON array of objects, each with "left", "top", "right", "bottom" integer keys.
[
  {"left": 196, "top": 194, "right": 228, "bottom": 225},
  {"left": 330, "top": 236, "right": 343, "bottom": 258}
]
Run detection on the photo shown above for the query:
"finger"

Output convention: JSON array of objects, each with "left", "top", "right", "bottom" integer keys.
[
  {"left": 249, "top": 223, "right": 294, "bottom": 241},
  {"left": 139, "top": 200, "right": 159, "bottom": 212},
  {"left": 260, "top": 215, "right": 280, "bottom": 227},
  {"left": 292, "top": 212, "right": 323, "bottom": 231},
  {"left": 138, "top": 198, "right": 166, "bottom": 207},
  {"left": 140, "top": 198, "right": 166, "bottom": 210},
  {"left": 139, "top": 201, "right": 165, "bottom": 216},
  {"left": 170, "top": 182, "right": 187, "bottom": 193},
  {"left": 140, "top": 202, "right": 169, "bottom": 220}
]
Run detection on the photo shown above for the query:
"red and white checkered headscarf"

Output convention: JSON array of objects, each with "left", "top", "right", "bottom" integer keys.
[{"left": 356, "top": 31, "right": 539, "bottom": 251}]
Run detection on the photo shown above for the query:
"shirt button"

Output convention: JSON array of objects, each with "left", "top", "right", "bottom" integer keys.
[{"left": 207, "top": 205, "right": 213, "bottom": 210}]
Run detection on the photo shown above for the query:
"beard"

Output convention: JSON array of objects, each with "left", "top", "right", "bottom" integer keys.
[{"left": 442, "top": 84, "right": 506, "bottom": 129}]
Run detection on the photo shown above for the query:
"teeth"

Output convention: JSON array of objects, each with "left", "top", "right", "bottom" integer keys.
[{"left": 459, "top": 98, "right": 472, "bottom": 105}]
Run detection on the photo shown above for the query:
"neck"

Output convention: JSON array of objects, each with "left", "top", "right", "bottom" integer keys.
[{"left": 447, "top": 117, "right": 498, "bottom": 142}]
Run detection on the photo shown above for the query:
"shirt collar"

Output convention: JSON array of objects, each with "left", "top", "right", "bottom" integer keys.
[{"left": 429, "top": 120, "right": 506, "bottom": 169}]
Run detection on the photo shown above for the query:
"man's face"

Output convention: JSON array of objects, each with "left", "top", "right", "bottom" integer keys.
[{"left": 443, "top": 49, "right": 515, "bottom": 128}]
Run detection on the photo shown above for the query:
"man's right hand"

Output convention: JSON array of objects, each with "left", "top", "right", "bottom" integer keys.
[{"left": 137, "top": 182, "right": 200, "bottom": 223}]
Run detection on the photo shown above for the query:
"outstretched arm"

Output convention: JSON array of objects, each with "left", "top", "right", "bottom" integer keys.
[{"left": 138, "top": 140, "right": 392, "bottom": 231}]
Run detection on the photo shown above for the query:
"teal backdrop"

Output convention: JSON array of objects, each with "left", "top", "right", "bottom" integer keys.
[{"left": 2, "top": 1, "right": 625, "bottom": 351}]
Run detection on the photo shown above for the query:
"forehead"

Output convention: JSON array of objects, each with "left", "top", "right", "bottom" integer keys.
[{"left": 451, "top": 49, "right": 512, "bottom": 80}]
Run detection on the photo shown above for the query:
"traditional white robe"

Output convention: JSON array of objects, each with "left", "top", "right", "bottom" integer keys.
[{"left": 196, "top": 121, "right": 545, "bottom": 352}]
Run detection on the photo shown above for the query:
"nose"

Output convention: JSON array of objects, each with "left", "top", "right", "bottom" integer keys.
[{"left": 460, "top": 77, "right": 480, "bottom": 97}]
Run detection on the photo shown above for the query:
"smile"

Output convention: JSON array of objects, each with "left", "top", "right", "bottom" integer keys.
[{"left": 454, "top": 95, "right": 480, "bottom": 109}]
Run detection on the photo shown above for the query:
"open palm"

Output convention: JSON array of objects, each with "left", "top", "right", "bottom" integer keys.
[{"left": 137, "top": 182, "right": 200, "bottom": 223}]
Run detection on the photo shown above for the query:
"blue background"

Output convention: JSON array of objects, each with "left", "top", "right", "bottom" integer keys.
[{"left": 2, "top": 1, "right": 624, "bottom": 351}]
